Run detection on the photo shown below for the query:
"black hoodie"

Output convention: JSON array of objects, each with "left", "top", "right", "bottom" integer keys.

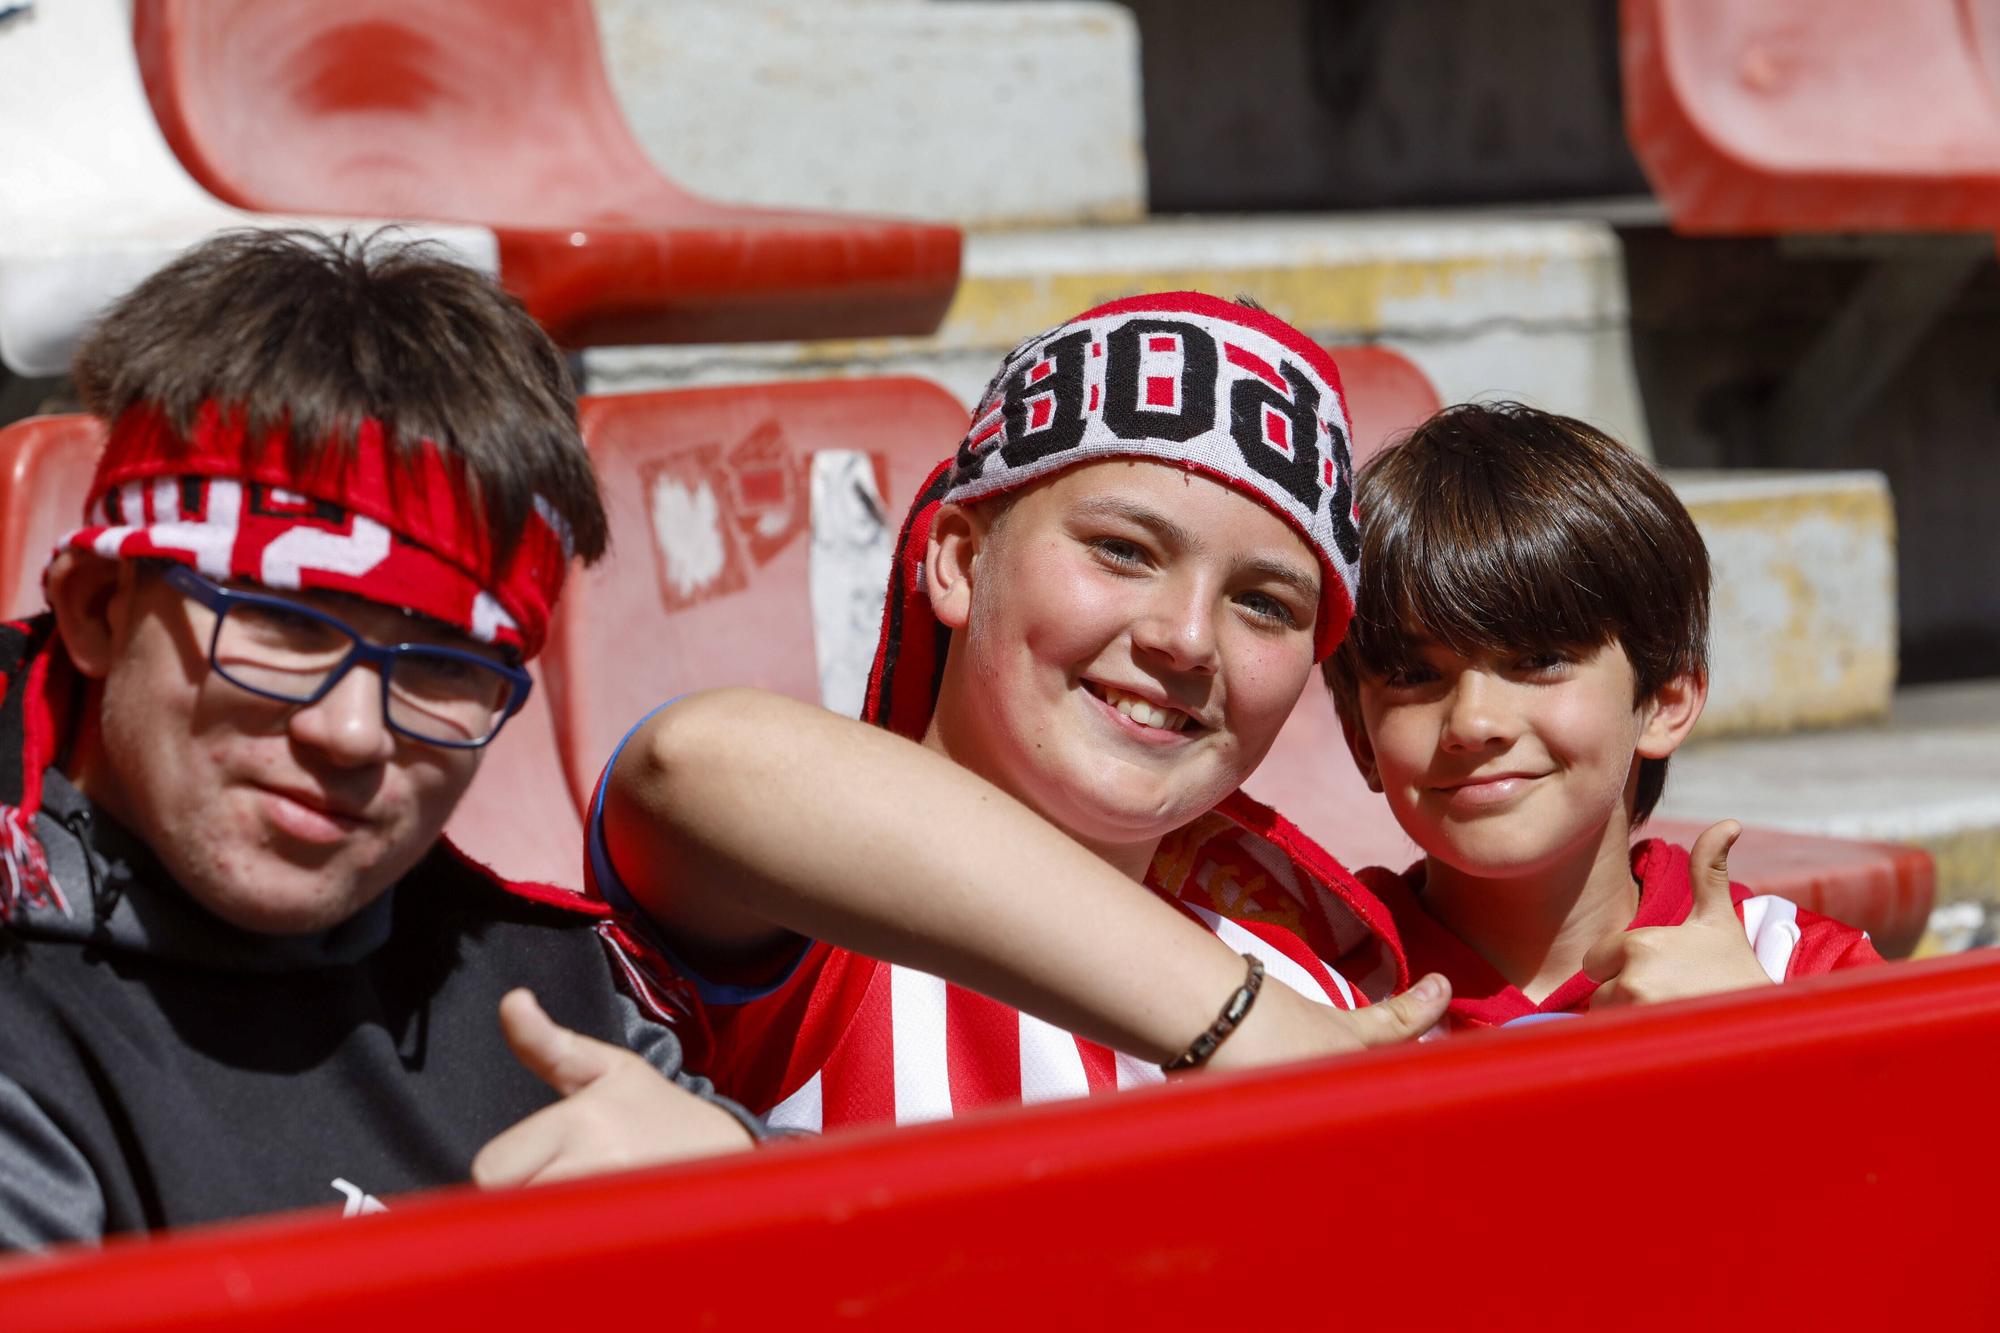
[{"left": 0, "top": 619, "right": 755, "bottom": 1249}]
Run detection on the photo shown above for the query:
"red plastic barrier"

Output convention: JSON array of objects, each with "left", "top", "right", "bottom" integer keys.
[
  {"left": 5, "top": 949, "right": 1997, "bottom": 1329},
  {"left": 1623, "top": 0, "right": 2000, "bottom": 233},
  {"left": 546, "top": 378, "right": 971, "bottom": 807},
  {"left": 131, "top": 0, "right": 962, "bottom": 346}
]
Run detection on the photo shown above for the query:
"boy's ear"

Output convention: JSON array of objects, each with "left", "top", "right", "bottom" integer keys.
[
  {"left": 45, "top": 551, "right": 137, "bottom": 680},
  {"left": 1636, "top": 668, "right": 1708, "bottom": 760},
  {"left": 1336, "top": 700, "right": 1384, "bottom": 793},
  {"left": 923, "top": 502, "right": 983, "bottom": 632}
]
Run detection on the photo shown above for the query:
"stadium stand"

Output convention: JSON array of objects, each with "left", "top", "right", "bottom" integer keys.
[
  {"left": 0, "top": 0, "right": 496, "bottom": 379},
  {"left": 130, "top": 0, "right": 963, "bottom": 347},
  {"left": 1622, "top": 0, "right": 2000, "bottom": 465},
  {"left": 6, "top": 945, "right": 1998, "bottom": 1328}
]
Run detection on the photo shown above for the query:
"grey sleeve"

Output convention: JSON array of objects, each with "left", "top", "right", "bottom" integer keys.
[
  {"left": 610, "top": 985, "right": 781, "bottom": 1143},
  {"left": 0, "top": 1073, "right": 104, "bottom": 1252}
]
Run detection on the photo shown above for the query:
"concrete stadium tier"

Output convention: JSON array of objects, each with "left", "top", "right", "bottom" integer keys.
[{"left": 593, "top": 0, "right": 1145, "bottom": 229}]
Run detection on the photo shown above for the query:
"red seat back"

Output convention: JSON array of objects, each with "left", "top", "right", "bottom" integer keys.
[
  {"left": 1624, "top": 0, "right": 2000, "bottom": 232},
  {"left": 0, "top": 414, "right": 102, "bottom": 621},
  {"left": 6, "top": 950, "right": 1997, "bottom": 1327},
  {"left": 547, "top": 380, "right": 972, "bottom": 808},
  {"left": 134, "top": 0, "right": 696, "bottom": 227}
]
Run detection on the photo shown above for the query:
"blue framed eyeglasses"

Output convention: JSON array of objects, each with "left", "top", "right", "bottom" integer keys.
[{"left": 161, "top": 565, "right": 533, "bottom": 750}]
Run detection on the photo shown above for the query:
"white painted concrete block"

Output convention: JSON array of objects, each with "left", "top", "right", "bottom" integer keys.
[
  {"left": 1671, "top": 470, "right": 1898, "bottom": 737},
  {"left": 592, "top": 0, "right": 1145, "bottom": 227}
]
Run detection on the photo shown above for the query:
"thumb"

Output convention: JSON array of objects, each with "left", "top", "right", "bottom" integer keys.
[
  {"left": 1580, "top": 926, "right": 1630, "bottom": 986},
  {"left": 1686, "top": 820, "right": 1743, "bottom": 923},
  {"left": 498, "top": 988, "right": 626, "bottom": 1097},
  {"left": 1347, "top": 973, "right": 1451, "bottom": 1046}
]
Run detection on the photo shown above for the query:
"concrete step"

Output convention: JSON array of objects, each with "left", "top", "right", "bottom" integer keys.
[
  {"left": 1657, "top": 678, "right": 2000, "bottom": 951},
  {"left": 1671, "top": 470, "right": 1897, "bottom": 738},
  {"left": 586, "top": 211, "right": 1653, "bottom": 456}
]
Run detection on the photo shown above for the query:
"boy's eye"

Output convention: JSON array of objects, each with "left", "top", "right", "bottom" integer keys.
[
  {"left": 1234, "top": 590, "right": 1300, "bottom": 628},
  {"left": 1087, "top": 536, "right": 1149, "bottom": 567},
  {"left": 1514, "top": 651, "right": 1572, "bottom": 677},
  {"left": 1380, "top": 662, "right": 1438, "bottom": 688}
]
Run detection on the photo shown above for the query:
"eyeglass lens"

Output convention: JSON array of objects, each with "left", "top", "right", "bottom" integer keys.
[{"left": 211, "top": 600, "right": 512, "bottom": 745}]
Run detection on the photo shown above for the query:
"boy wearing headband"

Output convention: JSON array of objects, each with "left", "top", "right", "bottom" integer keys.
[
  {"left": 1323, "top": 404, "right": 1878, "bottom": 1031},
  {"left": 566, "top": 293, "right": 1449, "bottom": 1140},
  {"left": 0, "top": 232, "right": 754, "bottom": 1248}
]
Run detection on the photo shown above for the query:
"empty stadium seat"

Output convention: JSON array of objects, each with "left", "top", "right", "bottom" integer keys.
[
  {"left": 132, "top": 0, "right": 963, "bottom": 347},
  {"left": 0, "top": 413, "right": 579, "bottom": 887},
  {"left": 545, "top": 379, "right": 972, "bottom": 808},
  {"left": 7, "top": 948, "right": 1997, "bottom": 1327},
  {"left": 1327, "top": 342, "right": 1443, "bottom": 471},
  {"left": 0, "top": 415, "right": 100, "bottom": 621},
  {"left": 0, "top": 0, "right": 495, "bottom": 379},
  {"left": 1623, "top": 0, "right": 2000, "bottom": 233}
]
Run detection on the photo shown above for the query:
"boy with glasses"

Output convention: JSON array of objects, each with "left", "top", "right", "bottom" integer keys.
[{"left": 0, "top": 231, "right": 757, "bottom": 1248}]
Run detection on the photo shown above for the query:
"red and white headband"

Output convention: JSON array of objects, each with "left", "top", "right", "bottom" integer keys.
[
  {"left": 864, "top": 292, "right": 1362, "bottom": 739},
  {"left": 60, "top": 402, "right": 572, "bottom": 658},
  {"left": 953, "top": 291, "right": 1360, "bottom": 658}
]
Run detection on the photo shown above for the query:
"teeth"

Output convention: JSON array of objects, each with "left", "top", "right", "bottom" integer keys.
[{"left": 1098, "top": 685, "right": 1189, "bottom": 733}]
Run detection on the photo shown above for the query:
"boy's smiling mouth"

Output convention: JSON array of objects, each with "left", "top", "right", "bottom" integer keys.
[{"left": 1080, "top": 680, "right": 1204, "bottom": 736}]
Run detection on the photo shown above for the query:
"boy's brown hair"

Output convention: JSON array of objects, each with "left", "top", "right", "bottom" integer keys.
[
  {"left": 71, "top": 228, "right": 606, "bottom": 565},
  {"left": 1322, "top": 402, "right": 1709, "bottom": 823}
]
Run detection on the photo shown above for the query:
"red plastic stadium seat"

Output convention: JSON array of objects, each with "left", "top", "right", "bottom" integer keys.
[
  {"left": 131, "top": 0, "right": 962, "bottom": 346},
  {"left": 1623, "top": 0, "right": 2000, "bottom": 233},
  {"left": 546, "top": 379, "right": 971, "bottom": 809},
  {"left": 0, "top": 414, "right": 579, "bottom": 887},
  {"left": 0, "top": 415, "right": 102, "bottom": 622},
  {"left": 7, "top": 950, "right": 2000, "bottom": 1327}
]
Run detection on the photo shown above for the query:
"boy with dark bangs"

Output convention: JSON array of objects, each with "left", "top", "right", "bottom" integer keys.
[{"left": 1323, "top": 403, "right": 1878, "bottom": 1030}]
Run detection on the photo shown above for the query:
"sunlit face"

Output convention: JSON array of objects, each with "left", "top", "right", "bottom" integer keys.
[
  {"left": 927, "top": 459, "right": 1321, "bottom": 860},
  {"left": 1349, "top": 637, "right": 1662, "bottom": 880},
  {"left": 79, "top": 566, "right": 487, "bottom": 935}
]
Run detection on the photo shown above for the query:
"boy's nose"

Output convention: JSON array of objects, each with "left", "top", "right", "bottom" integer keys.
[
  {"left": 288, "top": 663, "right": 396, "bottom": 767},
  {"left": 1130, "top": 582, "right": 1220, "bottom": 675},
  {"left": 1439, "top": 672, "right": 1512, "bottom": 750}
]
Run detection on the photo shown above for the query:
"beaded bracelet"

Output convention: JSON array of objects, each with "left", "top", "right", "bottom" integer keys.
[{"left": 1162, "top": 953, "right": 1265, "bottom": 1073}]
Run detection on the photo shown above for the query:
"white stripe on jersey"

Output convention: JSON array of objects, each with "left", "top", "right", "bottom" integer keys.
[
  {"left": 1113, "top": 1050, "right": 1161, "bottom": 1091},
  {"left": 1019, "top": 1010, "right": 1092, "bottom": 1104},
  {"left": 890, "top": 965, "right": 953, "bottom": 1125},
  {"left": 768, "top": 1069, "right": 824, "bottom": 1133},
  {"left": 1739, "top": 894, "right": 1802, "bottom": 983},
  {"left": 1193, "top": 906, "right": 1348, "bottom": 1008}
]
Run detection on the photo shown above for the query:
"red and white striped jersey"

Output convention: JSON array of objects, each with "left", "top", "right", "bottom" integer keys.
[
  {"left": 596, "top": 789, "right": 1408, "bottom": 1134},
  {"left": 1359, "top": 837, "right": 1883, "bottom": 1032}
]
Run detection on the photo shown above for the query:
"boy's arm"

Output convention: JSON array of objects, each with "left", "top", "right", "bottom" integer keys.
[{"left": 599, "top": 688, "right": 1448, "bottom": 1071}]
